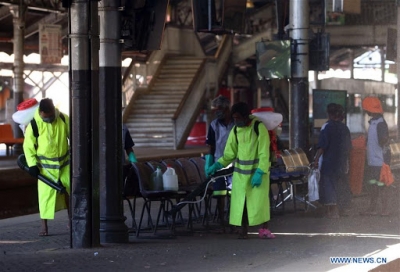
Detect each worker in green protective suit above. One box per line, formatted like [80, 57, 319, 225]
[23, 98, 70, 236]
[207, 102, 275, 239]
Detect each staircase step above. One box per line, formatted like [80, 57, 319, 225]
[158, 74, 197, 79]
[133, 101, 179, 107]
[127, 114, 172, 119]
[165, 57, 203, 64]
[133, 134, 173, 140]
[127, 117, 173, 123]
[134, 99, 181, 105]
[132, 108, 176, 114]
[130, 125, 173, 130]
[133, 142, 175, 148]
[131, 126, 173, 132]
[139, 93, 185, 98]
[158, 69, 199, 75]
[151, 86, 188, 92]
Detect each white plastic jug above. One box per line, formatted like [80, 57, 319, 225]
[163, 165, 179, 191]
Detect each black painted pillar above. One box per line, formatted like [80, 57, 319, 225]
[69, 0, 100, 248]
[289, 0, 309, 150]
[98, 0, 129, 243]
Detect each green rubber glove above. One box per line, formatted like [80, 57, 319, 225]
[251, 168, 264, 188]
[128, 152, 138, 163]
[206, 161, 223, 177]
[204, 154, 215, 175]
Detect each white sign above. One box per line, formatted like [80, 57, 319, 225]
[39, 24, 62, 64]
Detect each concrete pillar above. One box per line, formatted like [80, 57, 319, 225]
[349, 49, 354, 79]
[380, 46, 385, 82]
[289, 0, 309, 150]
[69, 0, 100, 248]
[397, 4, 400, 138]
[10, 5, 26, 153]
[98, 0, 128, 243]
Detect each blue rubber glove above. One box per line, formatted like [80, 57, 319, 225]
[204, 154, 214, 175]
[128, 152, 138, 163]
[251, 168, 264, 188]
[206, 161, 223, 177]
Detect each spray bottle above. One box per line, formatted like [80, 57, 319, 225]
[151, 166, 163, 191]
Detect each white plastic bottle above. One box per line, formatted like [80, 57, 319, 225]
[163, 165, 179, 191]
[151, 166, 164, 191]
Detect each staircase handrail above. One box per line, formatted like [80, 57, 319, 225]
[171, 58, 207, 122]
[172, 34, 233, 149]
[122, 55, 168, 123]
[172, 34, 231, 122]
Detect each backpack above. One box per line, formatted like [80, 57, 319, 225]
[233, 120, 262, 143]
[31, 113, 66, 138]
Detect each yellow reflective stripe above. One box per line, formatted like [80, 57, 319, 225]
[237, 158, 259, 165]
[233, 166, 257, 175]
[213, 190, 227, 196]
[37, 152, 69, 162]
[39, 160, 70, 170]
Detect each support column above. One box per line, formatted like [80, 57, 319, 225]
[98, 0, 128, 243]
[10, 5, 26, 153]
[69, 0, 100, 248]
[289, 0, 309, 150]
[380, 46, 385, 82]
[349, 49, 354, 79]
[397, 3, 400, 138]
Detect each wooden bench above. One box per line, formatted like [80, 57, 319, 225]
[0, 124, 24, 156]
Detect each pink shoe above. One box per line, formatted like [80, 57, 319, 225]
[258, 228, 275, 239]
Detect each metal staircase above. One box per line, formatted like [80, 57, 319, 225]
[122, 25, 233, 149]
[125, 56, 204, 148]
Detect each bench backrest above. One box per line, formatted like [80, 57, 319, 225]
[280, 148, 310, 173]
[0, 124, 15, 138]
[176, 158, 203, 186]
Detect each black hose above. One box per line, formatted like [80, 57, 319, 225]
[167, 167, 234, 218]
[17, 154, 67, 194]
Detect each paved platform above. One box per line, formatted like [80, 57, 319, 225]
[1, 186, 399, 272]
[1, 145, 399, 271]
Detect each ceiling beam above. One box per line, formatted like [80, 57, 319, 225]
[0, 5, 10, 21]
[322, 25, 396, 47]
[0, 1, 64, 13]
[25, 12, 66, 39]
[0, 62, 68, 72]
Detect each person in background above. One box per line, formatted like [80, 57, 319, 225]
[360, 96, 390, 216]
[207, 102, 275, 239]
[123, 124, 137, 165]
[23, 98, 70, 236]
[205, 95, 234, 231]
[313, 103, 352, 218]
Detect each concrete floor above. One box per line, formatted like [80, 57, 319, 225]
[0, 184, 399, 272]
[1, 145, 399, 271]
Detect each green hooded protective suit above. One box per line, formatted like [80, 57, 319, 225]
[218, 116, 271, 226]
[23, 108, 70, 219]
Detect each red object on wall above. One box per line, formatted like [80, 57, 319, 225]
[186, 122, 207, 146]
[218, 87, 231, 100]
